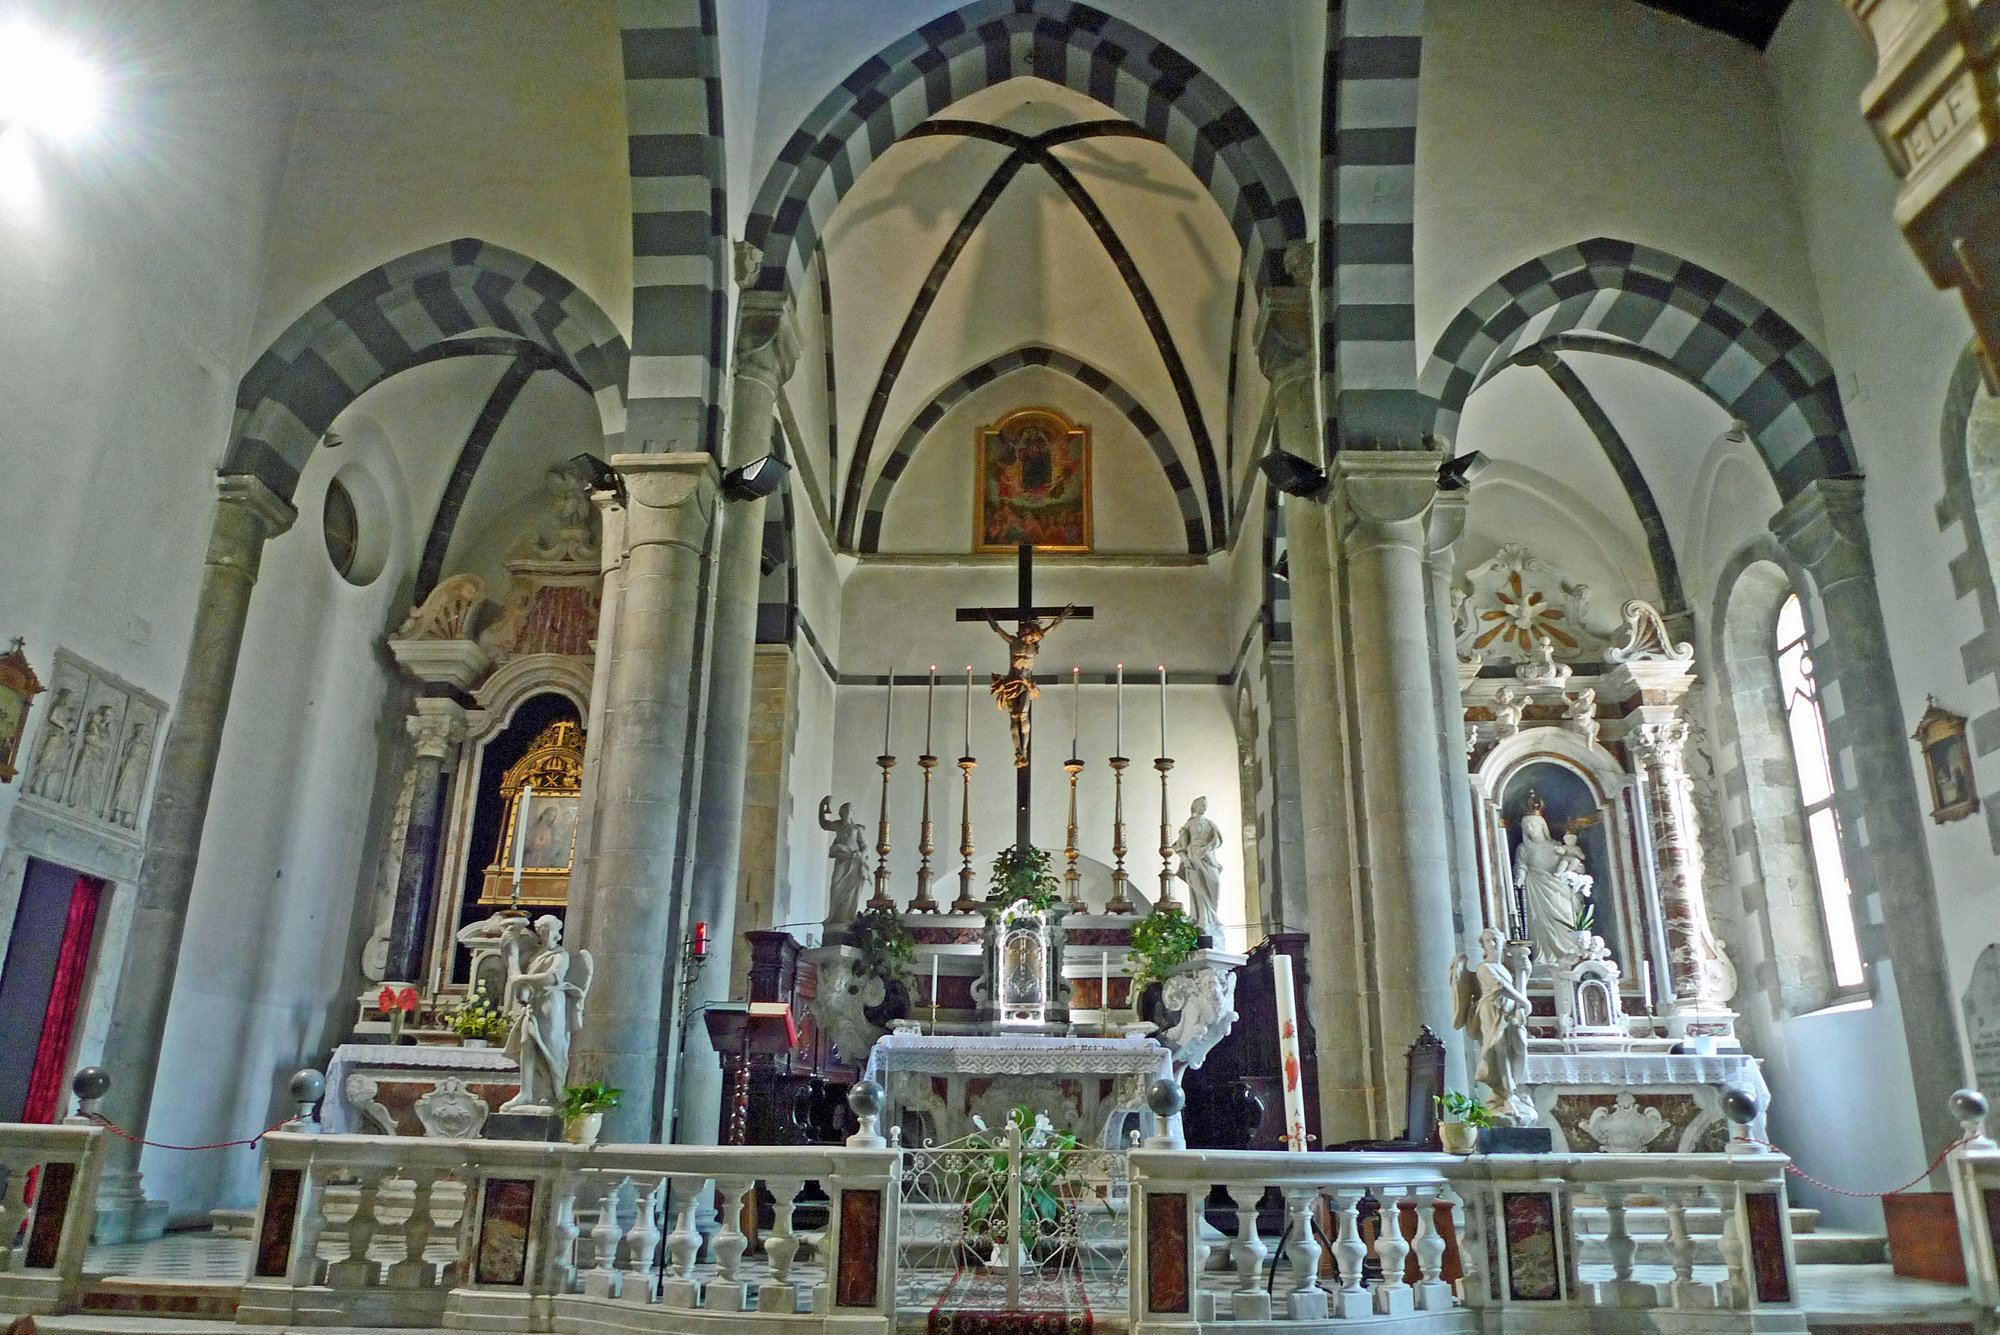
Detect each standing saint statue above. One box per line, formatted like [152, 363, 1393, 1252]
[819, 796, 869, 924]
[983, 606, 1074, 767]
[498, 915, 593, 1114]
[26, 688, 78, 800]
[65, 705, 115, 811]
[1513, 790, 1594, 964]
[1450, 927, 1535, 1125]
[1170, 796, 1224, 937]
[108, 722, 153, 829]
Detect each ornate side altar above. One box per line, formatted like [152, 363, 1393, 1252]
[862, 1033, 1174, 1148]
[324, 1043, 518, 1136]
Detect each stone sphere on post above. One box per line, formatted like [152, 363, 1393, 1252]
[70, 1066, 110, 1121]
[286, 1068, 326, 1133]
[1953, 1088, 1993, 1146]
[1144, 1077, 1186, 1150]
[845, 1079, 887, 1148]
[1720, 1086, 1762, 1154]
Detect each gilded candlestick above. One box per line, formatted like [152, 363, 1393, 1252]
[1155, 755, 1177, 907]
[953, 753, 980, 913]
[869, 752, 897, 911]
[909, 752, 940, 912]
[1105, 755, 1135, 914]
[1063, 757, 1086, 910]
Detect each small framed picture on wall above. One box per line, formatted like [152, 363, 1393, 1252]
[1914, 697, 1980, 824]
[0, 640, 43, 784]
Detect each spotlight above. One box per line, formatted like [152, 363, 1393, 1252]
[1436, 450, 1491, 491]
[568, 453, 621, 496]
[1258, 448, 1327, 498]
[723, 454, 790, 502]
[0, 22, 100, 142]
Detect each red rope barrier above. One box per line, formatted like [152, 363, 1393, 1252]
[1754, 1134, 1968, 1199]
[85, 1113, 292, 1152]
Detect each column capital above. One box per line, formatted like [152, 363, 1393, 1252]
[406, 700, 468, 762]
[1254, 285, 1313, 389]
[732, 292, 801, 394]
[1628, 711, 1690, 768]
[215, 472, 298, 540]
[1332, 452, 1441, 551]
[1770, 476, 1871, 584]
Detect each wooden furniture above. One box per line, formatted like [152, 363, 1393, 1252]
[1181, 933, 1319, 1150]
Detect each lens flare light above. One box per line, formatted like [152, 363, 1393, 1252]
[0, 21, 101, 142]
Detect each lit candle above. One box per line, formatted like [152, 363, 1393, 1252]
[1158, 665, 1168, 758]
[884, 669, 895, 754]
[512, 784, 533, 891]
[1071, 666, 1080, 758]
[1115, 663, 1124, 755]
[1271, 952, 1309, 1151]
[1101, 950, 1110, 1017]
[925, 665, 936, 755]
[931, 953, 940, 1010]
[963, 665, 973, 755]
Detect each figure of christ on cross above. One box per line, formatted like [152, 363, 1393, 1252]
[957, 544, 1093, 847]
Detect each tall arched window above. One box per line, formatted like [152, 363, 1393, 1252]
[1773, 593, 1865, 990]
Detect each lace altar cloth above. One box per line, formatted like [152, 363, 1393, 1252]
[325, 1041, 518, 1134]
[1522, 1050, 1769, 1141]
[866, 1034, 1173, 1148]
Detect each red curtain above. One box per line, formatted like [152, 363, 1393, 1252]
[22, 877, 102, 1124]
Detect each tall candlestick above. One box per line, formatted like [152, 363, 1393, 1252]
[931, 954, 940, 1014]
[1158, 664, 1168, 757]
[511, 784, 533, 901]
[1271, 952, 1310, 1150]
[1115, 663, 1124, 756]
[884, 669, 895, 754]
[911, 664, 941, 913]
[963, 665, 973, 755]
[1071, 666, 1080, 758]
[1100, 950, 1111, 1036]
[925, 666, 936, 754]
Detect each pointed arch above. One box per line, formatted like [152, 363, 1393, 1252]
[742, 0, 1307, 304]
[1419, 238, 1855, 498]
[224, 240, 628, 502]
[858, 345, 1206, 554]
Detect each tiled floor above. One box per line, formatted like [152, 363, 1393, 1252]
[85, 1232, 252, 1283]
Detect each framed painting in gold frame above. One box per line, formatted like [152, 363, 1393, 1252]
[974, 407, 1091, 553]
[1914, 697, 1980, 824]
[0, 640, 43, 784]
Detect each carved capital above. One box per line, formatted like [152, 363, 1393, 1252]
[1254, 286, 1314, 388]
[215, 472, 298, 540]
[1629, 713, 1690, 770]
[406, 702, 468, 762]
[1770, 477, 1872, 586]
[732, 292, 802, 394]
[1332, 452, 1441, 552]
[612, 453, 719, 551]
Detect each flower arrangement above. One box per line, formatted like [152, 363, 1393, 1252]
[963, 1105, 1102, 1254]
[849, 906, 915, 985]
[989, 843, 1061, 914]
[1127, 902, 1201, 987]
[1436, 1090, 1494, 1128]
[445, 984, 509, 1042]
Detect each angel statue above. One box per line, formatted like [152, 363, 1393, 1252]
[1450, 927, 1536, 1126]
[498, 914, 593, 1114]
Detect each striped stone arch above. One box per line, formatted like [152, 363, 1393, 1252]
[1418, 238, 1856, 498]
[224, 239, 628, 501]
[743, 0, 1308, 302]
[856, 345, 1207, 554]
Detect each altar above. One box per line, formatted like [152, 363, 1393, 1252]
[324, 1042, 519, 1136]
[863, 1032, 1175, 1148]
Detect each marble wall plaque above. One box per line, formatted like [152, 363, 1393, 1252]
[1963, 944, 2000, 1100]
[19, 650, 164, 837]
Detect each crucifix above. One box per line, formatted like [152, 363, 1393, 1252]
[956, 544, 1093, 848]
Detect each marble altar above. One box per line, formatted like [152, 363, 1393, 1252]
[1523, 1049, 1768, 1151]
[325, 1042, 518, 1135]
[863, 1032, 1176, 1148]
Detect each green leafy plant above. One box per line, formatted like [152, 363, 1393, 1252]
[445, 984, 509, 1041]
[849, 906, 915, 985]
[989, 844, 1061, 913]
[962, 1105, 1105, 1254]
[1564, 902, 1596, 935]
[1435, 1090, 1495, 1128]
[560, 1081, 621, 1119]
[1127, 902, 1201, 987]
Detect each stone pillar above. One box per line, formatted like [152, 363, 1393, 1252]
[1424, 491, 1484, 944]
[1256, 277, 1383, 1140]
[1771, 478, 1967, 1164]
[677, 292, 799, 1145]
[570, 454, 719, 1144]
[380, 702, 468, 985]
[1627, 711, 1725, 1010]
[1333, 452, 1464, 1109]
[95, 473, 296, 1243]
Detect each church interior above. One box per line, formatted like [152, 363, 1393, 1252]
[5, 0, 2000, 1329]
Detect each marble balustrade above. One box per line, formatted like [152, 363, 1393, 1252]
[0, 1123, 105, 1316]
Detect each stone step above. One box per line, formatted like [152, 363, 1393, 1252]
[76, 1276, 241, 1320]
[206, 1208, 256, 1239]
[1574, 1204, 1821, 1236]
[1578, 1227, 1887, 1268]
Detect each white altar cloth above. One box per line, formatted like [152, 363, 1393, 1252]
[324, 1042, 518, 1134]
[864, 1034, 1174, 1147]
[1523, 1049, 1769, 1146]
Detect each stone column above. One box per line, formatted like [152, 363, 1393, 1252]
[95, 473, 296, 1243]
[1771, 478, 1967, 1164]
[1333, 452, 1464, 1108]
[1627, 710, 1725, 1012]
[677, 292, 799, 1145]
[570, 454, 719, 1144]
[1424, 491, 1484, 943]
[379, 702, 468, 985]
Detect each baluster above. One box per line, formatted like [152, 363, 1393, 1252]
[1373, 1186, 1414, 1315]
[622, 1175, 665, 1304]
[1661, 1185, 1712, 1309]
[290, 1166, 330, 1287]
[547, 1177, 580, 1296]
[443, 1164, 476, 1289]
[1593, 1184, 1653, 1307]
[1284, 1186, 1327, 1319]
[1229, 1183, 1271, 1320]
[1718, 1189, 1749, 1310]
[660, 1176, 701, 1308]
[582, 1176, 626, 1299]
[1329, 1189, 1372, 1319]
[326, 1168, 386, 1287]
[386, 1169, 439, 1289]
[760, 1178, 803, 1313]
[0, 1160, 30, 1269]
[1448, 1185, 1485, 1308]
[707, 1177, 753, 1311]
[1408, 1186, 1453, 1311]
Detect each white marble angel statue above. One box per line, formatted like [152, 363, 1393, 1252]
[1513, 790, 1595, 964]
[1450, 927, 1536, 1125]
[498, 914, 593, 1114]
[1171, 796, 1224, 937]
[819, 796, 869, 924]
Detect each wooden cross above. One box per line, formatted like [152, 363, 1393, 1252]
[955, 544, 1093, 848]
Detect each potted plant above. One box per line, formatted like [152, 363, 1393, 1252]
[445, 984, 509, 1047]
[849, 906, 914, 1026]
[962, 1105, 1103, 1264]
[560, 1082, 620, 1146]
[1435, 1090, 1492, 1154]
[989, 844, 1061, 913]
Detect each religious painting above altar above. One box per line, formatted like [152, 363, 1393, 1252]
[975, 407, 1091, 552]
[478, 717, 584, 906]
